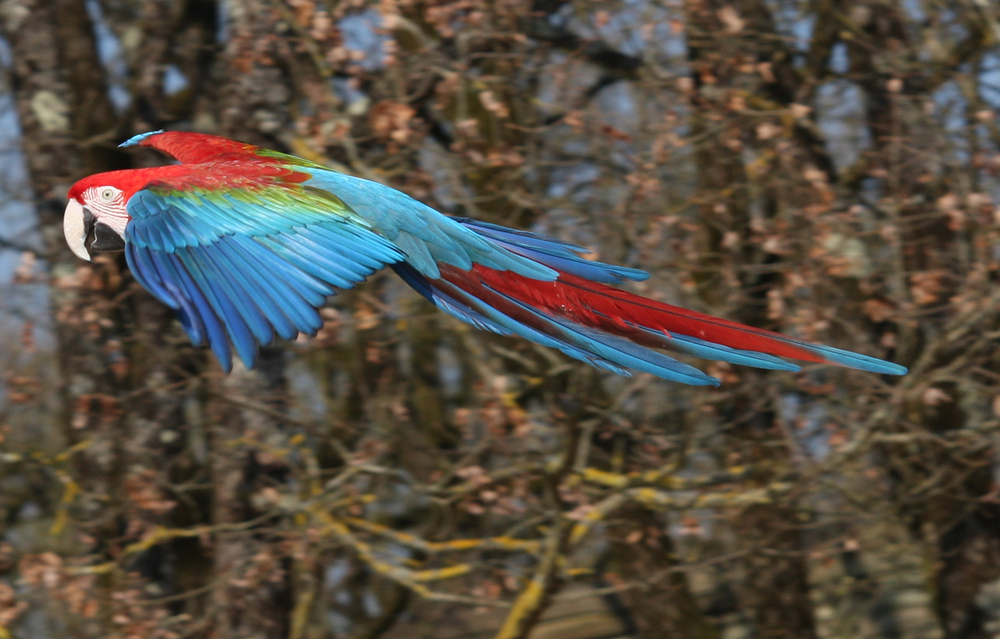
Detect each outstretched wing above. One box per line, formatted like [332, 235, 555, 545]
[123, 180, 405, 370]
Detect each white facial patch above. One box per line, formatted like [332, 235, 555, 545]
[84, 186, 129, 236]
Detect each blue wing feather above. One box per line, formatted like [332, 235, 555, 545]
[176, 247, 258, 368]
[138, 248, 208, 346]
[226, 236, 325, 335]
[195, 247, 274, 346]
[213, 238, 299, 340]
[271, 232, 372, 287]
[125, 187, 405, 370]
[162, 252, 231, 366]
[251, 237, 337, 304]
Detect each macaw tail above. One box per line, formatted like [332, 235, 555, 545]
[394, 220, 907, 386]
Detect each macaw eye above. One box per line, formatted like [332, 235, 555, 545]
[100, 188, 117, 202]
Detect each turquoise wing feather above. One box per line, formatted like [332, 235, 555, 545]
[124, 184, 406, 370]
[301, 169, 585, 281]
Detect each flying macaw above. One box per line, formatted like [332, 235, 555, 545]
[62, 131, 906, 384]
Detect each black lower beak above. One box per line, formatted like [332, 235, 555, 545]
[82, 208, 126, 254]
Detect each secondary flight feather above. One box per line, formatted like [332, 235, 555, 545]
[63, 131, 907, 384]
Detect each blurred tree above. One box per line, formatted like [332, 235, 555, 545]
[1, 0, 999, 638]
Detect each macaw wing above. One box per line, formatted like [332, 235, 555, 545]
[123, 184, 405, 371]
[300, 170, 652, 283]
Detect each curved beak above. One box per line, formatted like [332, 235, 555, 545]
[63, 199, 91, 262]
[63, 200, 127, 262]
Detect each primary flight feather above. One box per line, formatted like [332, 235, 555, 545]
[63, 131, 907, 384]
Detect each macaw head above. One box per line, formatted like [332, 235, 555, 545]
[64, 177, 129, 262]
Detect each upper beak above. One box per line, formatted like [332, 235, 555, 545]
[63, 200, 126, 262]
[63, 199, 91, 262]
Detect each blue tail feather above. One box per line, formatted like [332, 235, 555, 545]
[391, 263, 514, 336]
[628, 325, 802, 372]
[482, 285, 719, 385]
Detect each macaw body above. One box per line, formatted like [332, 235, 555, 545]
[63, 131, 907, 384]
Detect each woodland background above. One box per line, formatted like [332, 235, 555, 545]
[0, 0, 999, 637]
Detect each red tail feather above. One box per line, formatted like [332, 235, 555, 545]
[438, 264, 824, 364]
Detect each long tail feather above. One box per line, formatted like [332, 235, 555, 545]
[409, 260, 906, 382]
[394, 263, 718, 384]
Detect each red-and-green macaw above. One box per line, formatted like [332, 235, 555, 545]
[63, 131, 906, 384]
